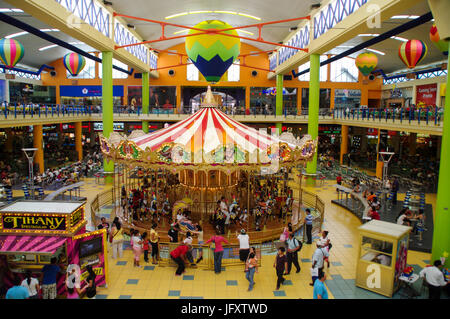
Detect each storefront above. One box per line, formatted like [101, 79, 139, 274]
[0, 200, 108, 298]
[60, 85, 124, 106]
[334, 89, 361, 109]
[250, 87, 298, 115]
[9, 83, 56, 104]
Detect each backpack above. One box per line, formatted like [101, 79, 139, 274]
[295, 237, 303, 251]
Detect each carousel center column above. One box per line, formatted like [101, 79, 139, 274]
[102, 51, 114, 184]
[305, 54, 320, 186]
[142, 71, 149, 133]
[33, 124, 44, 174]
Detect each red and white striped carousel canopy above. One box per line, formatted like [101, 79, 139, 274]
[130, 106, 290, 155]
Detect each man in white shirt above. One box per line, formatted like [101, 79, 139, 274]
[310, 242, 329, 286]
[236, 229, 250, 262]
[419, 260, 447, 299]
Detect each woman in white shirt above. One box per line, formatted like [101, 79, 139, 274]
[21, 270, 40, 299]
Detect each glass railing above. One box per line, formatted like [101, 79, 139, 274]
[0, 104, 443, 127]
[332, 107, 444, 126]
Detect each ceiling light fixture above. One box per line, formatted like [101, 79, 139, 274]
[238, 30, 254, 36]
[38, 44, 58, 51]
[358, 34, 380, 37]
[391, 36, 408, 42]
[237, 13, 261, 20]
[213, 10, 237, 15]
[366, 48, 385, 55]
[173, 29, 189, 35]
[165, 12, 188, 19]
[5, 29, 59, 39]
[189, 11, 213, 14]
[391, 15, 420, 19]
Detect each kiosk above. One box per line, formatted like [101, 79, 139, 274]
[0, 200, 108, 298]
[355, 220, 411, 297]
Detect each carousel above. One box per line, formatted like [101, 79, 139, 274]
[99, 86, 317, 238]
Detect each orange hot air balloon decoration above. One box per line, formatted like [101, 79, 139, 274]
[398, 40, 427, 69]
[355, 52, 378, 76]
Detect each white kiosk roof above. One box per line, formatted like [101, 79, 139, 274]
[0, 201, 84, 214]
[358, 220, 411, 239]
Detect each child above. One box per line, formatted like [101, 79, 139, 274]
[142, 232, 150, 263]
[245, 252, 258, 291]
[273, 246, 288, 290]
[131, 229, 142, 267]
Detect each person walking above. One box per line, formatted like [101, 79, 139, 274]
[419, 260, 447, 299]
[83, 265, 97, 299]
[392, 177, 400, 205]
[6, 276, 29, 299]
[310, 242, 329, 285]
[237, 229, 250, 262]
[150, 223, 160, 265]
[170, 244, 190, 276]
[110, 217, 124, 259]
[304, 209, 313, 244]
[41, 257, 61, 299]
[285, 233, 302, 274]
[205, 231, 230, 274]
[313, 272, 329, 299]
[65, 269, 82, 299]
[21, 270, 40, 299]
[245, 252, 258, 291]
[274, 246, 288, 290]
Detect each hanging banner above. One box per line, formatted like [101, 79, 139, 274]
[416, 83, 437, 106]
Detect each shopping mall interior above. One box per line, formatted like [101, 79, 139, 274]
[0, 0, 448, 301]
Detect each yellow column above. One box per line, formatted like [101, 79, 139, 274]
[376, 129, 383, 179]
[33, 125, 44, 174]
[361, 87, 369, 107]
[330, 88, 335, 109]
[245, 86, 250, 112]
[75, 121, 82, 161]
[340, 125, 348, 164]
[176, 86, 181, 114]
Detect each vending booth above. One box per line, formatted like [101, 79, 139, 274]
[355, 220, 411, 297]
[0, 200, 108, 298]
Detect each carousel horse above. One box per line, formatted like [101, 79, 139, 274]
[149, 194, 158, 221]
[229, 197, 240, 226]
[239, 208, 248, 226]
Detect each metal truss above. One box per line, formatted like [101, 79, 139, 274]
[313, 0, 370, 39]
[55, 0, 110, 37]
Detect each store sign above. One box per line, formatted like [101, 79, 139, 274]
[60, 85, 124, 97]
[71, 208, 84, 228]
[2, 215, 66, 231]
[93, 122, 124, 131]
[335, 89, 361, 98]
[416, 84, 437, 106]
[80, 267, 103, 281]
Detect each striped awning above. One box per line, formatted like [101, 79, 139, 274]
[131, 107, 288, 154]
[0, 235, 68, 254]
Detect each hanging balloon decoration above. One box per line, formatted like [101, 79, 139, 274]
[398, 39, 427, 69]
[63, 52, 86, 76]
[185, 20, 240, 83]
[0, 38, 25, 68]
[429, 24, 449, 56]
[355, 52, 378, 76]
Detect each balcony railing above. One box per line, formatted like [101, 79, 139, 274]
[0, 104, 444, 128]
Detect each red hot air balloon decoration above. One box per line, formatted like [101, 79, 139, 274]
[398, 40, 427, 69]
[429, 24, 449, 56]
[0, 38, 25, 68]
[63, 53, 86, 76]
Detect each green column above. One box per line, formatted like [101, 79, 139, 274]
[275, 74, 283, 134]
[306, 54, 320, 178]
[102, 51, 114, 183]
[431, 42, 450, 267]
[142, 71, 149, 133]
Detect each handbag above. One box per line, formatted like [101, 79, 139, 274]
[210, 236, 216, 250]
